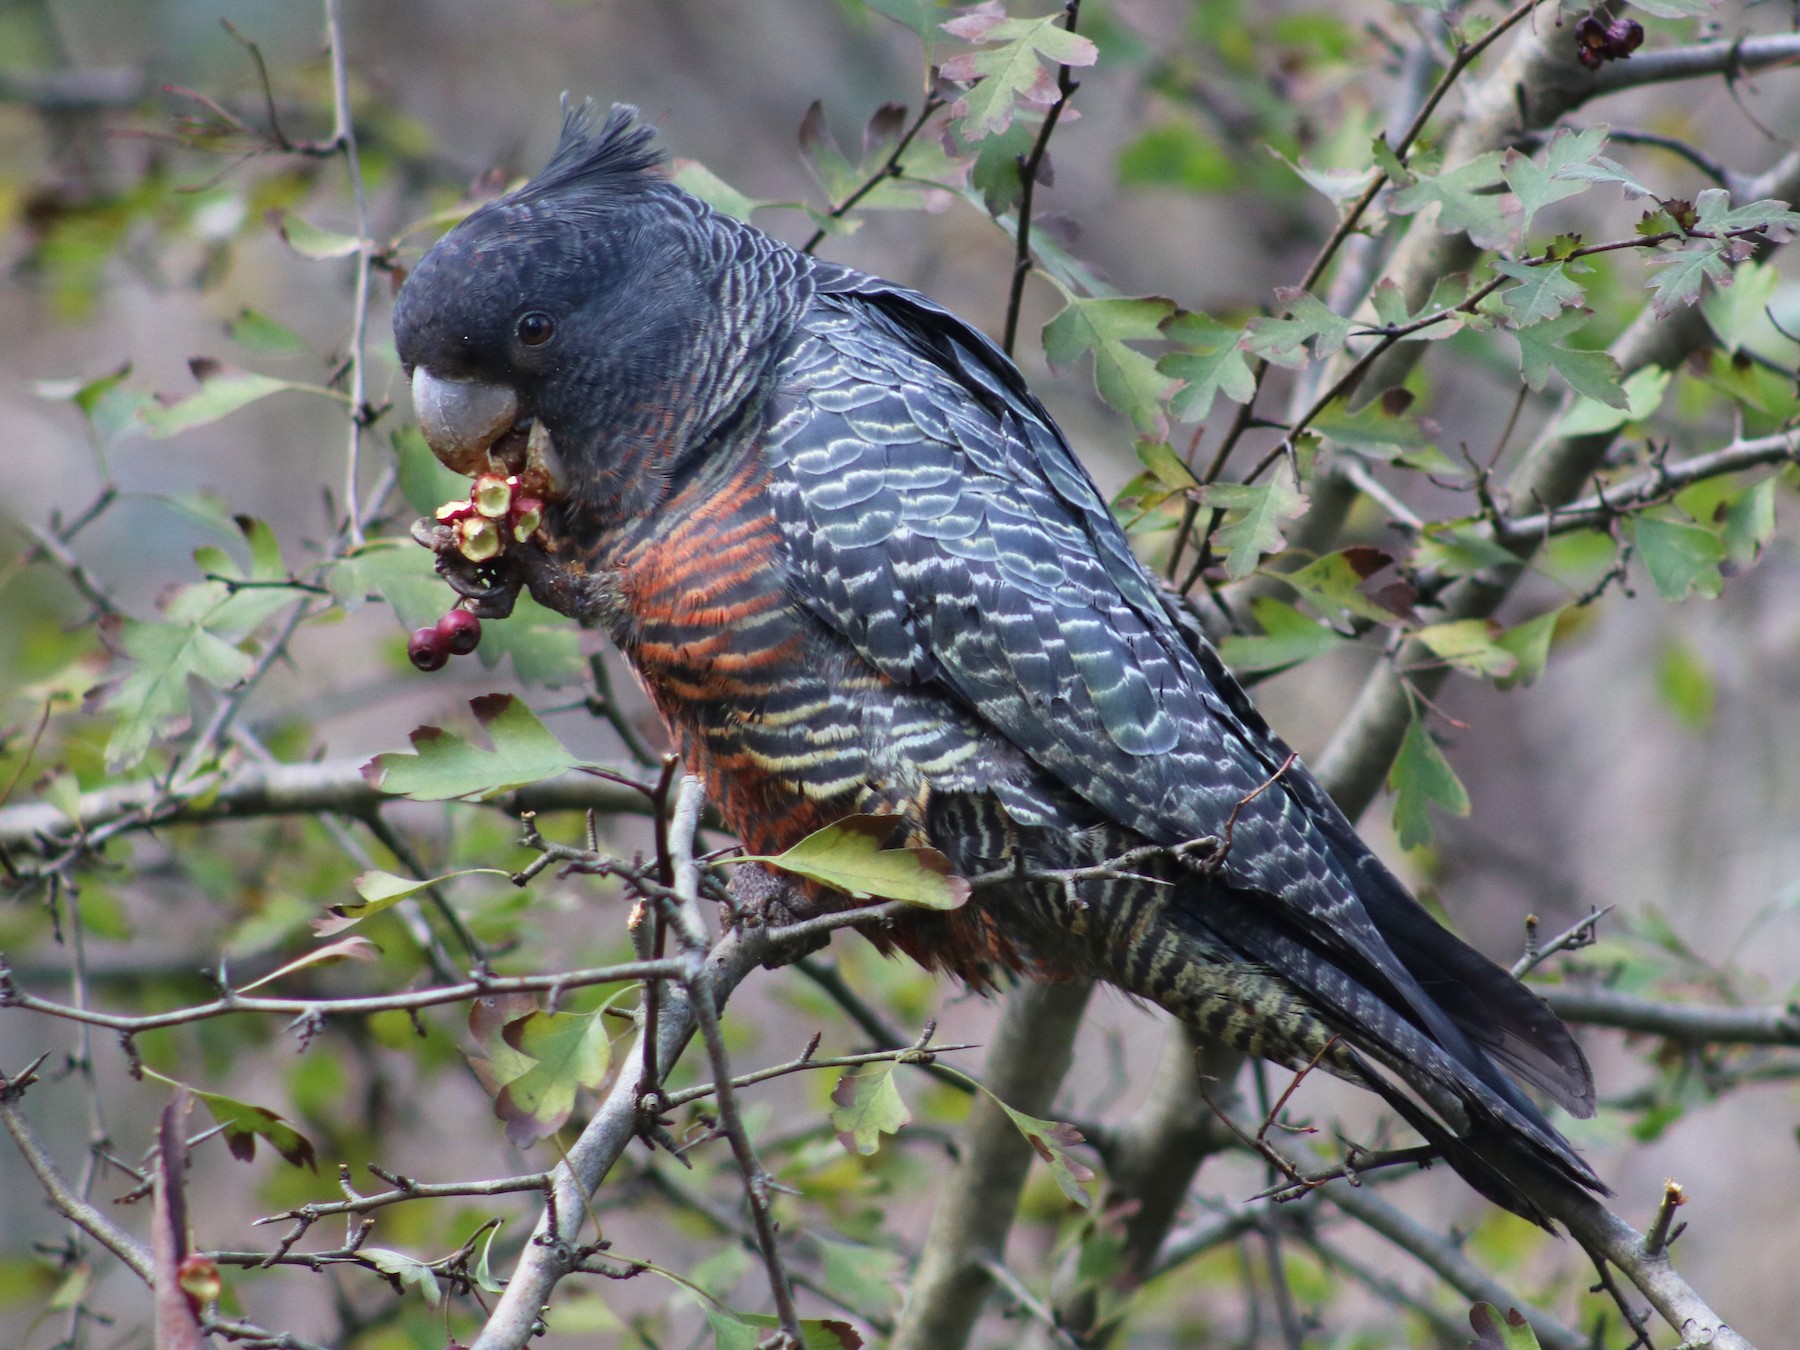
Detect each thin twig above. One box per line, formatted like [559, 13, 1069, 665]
[1002, 0, 1082, 358]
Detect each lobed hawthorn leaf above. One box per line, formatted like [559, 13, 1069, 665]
[939, 3, 1098, 141]
[1492, 258, 1586, 326]
[1503, 126, 1606, 237]
[1513, 309, 1628, 407]
[1241, 288, 1352, 369]
[798, 101, 954, 218]
[1553, 155, 1654, 202]
[105, 616, 254, 771]
[1388, 713, 1470, 852]
[830, 1060, 912, 1155]
[966, 117, 1041, 215]
[468, 992, 540, 1102]
[1389, 149, 1509, 246]
[1160, 310, 1256, 421]
[1135, 439, 1197, 490]
[1693, 187, 1800, 238]
[1646, 243, 1732, 318]
[364, 694, 584, 801]
[1631, 515, 1725, 601]
[1271, 547, 1407, 626]
[497, 1009, 614, 1147]
[1218, 596, 1349, 676]
[1308, 394, 1431, 454]
[1200, 465, 1306, 580]
[736, 814, 971, 909]
[1367, 273, 1474, 341]
[1043, 294, 1178, 434]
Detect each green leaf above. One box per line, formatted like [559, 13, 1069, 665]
[1550, 365, 1668, 438]
[497, 1009, 614, 1145]
[830, 1061, 912, 1154]
[737, 815, 971, 909]
[798, 102, 954, 218]
[185, 1083, 318, 1170]
[1703, 258, 1785, 355]
[1135, 439, 1197, 490]
[1414, 618, 1517, 678]
[1388, 714, 1470, 851]
[1468, 1302, 1543, 1350]
[1043, 294, 1178, 433]
[1494, 609, 1562, 690]
[1655, 638, 1715, 730]
[1271, 547, 1406, 625]
[1513, 310, 1628, 407]
[472, 590, 587, 687]
[1631, 516, 1725, 601]
[1160, 310, 1256, 421]
[226, 308, 311, 356]
[361, 1248, 441, 1306]
[1217, 597, 1349, 675]
[867, 0, 940, 54]
[1720, 475, 1777, 565]
[1308, 394, 1430, 454]
[1269, 147, 1379, 216]
[1646, 243, 1732, 318]
[1412, 525, 1518, 578]
[989, 1098, 1094, 1207]
[365, 694, 583, 800]
[708, 1310, 863, 1350]
[104, 617, 256, 770]
[139, 363, 332, 438]
[1551, 154, 1653, 201]
[1504, 126, 1607, 236]
[267, 208, 363, 259]
[939, 6, 1098, 140]
[1492, 259, 1585, 326]
[314, 866, 514, 936]
[965, 117, 1040, 216]
[1241, 288, 1352, 369]
[670, 160, 769, 222]
[1389, 150, 1509, 246]
[1199, 466, 1306, 579]
[814, 1236, 906, 1317]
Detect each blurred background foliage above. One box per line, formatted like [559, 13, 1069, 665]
[1, 0, 1799, 1346]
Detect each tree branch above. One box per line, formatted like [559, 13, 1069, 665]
[1540, 987, 1800, 1046]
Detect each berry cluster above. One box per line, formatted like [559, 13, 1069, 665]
[408, 607, 482, 671]
[1575, 14, 1644, 69]
[407, 473, 548, 672]
[433, 472, 545, 564]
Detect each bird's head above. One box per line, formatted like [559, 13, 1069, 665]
[394, 101, 782, 525]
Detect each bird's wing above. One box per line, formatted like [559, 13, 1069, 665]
[765, 267, 1597, 1130]
[766, 270, 1436, 1001]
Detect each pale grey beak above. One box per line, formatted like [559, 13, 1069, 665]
[411, 366, 519, 475]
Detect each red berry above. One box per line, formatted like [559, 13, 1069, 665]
[436, 608, 483, 656]
[408, 627, 449, 671]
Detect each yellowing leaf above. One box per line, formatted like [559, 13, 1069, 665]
[830, 1061, 912, 1154]
[738, 815, 970, 909]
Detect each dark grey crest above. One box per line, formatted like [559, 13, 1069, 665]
[524, 99, 666, 202]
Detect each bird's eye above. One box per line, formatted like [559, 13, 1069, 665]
[516, 311, 555, 347]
